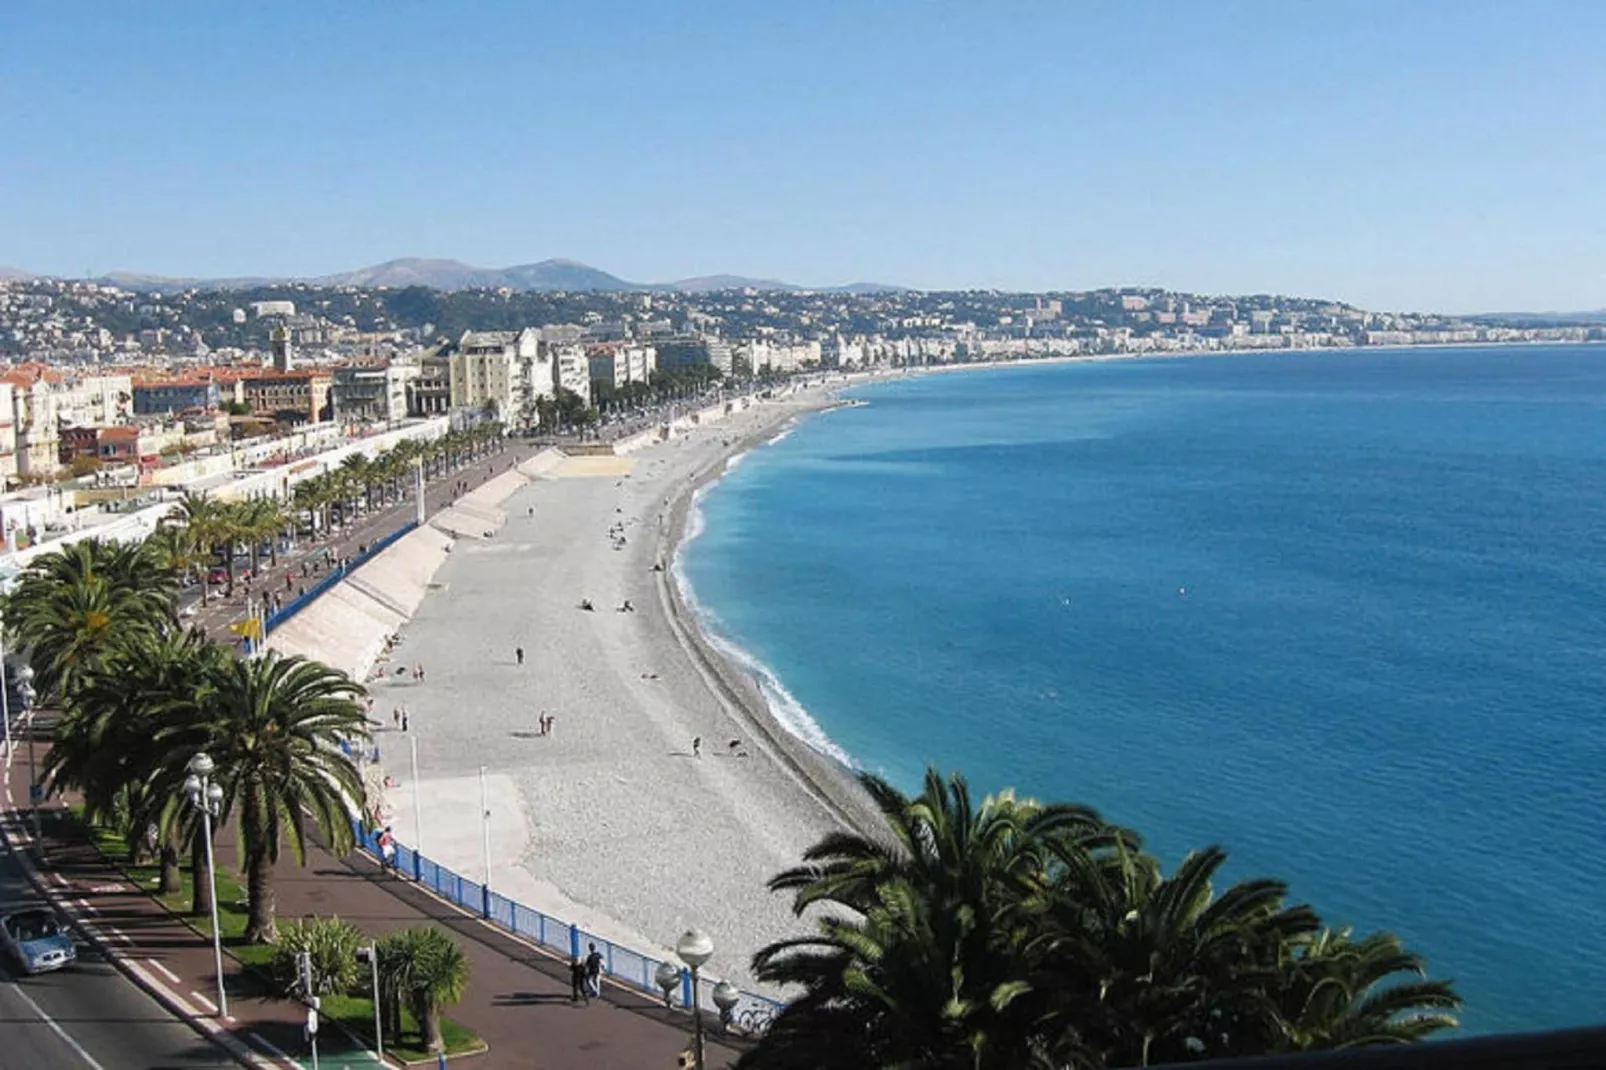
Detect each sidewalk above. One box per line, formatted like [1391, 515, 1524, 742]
[13, 737, 743, 1069]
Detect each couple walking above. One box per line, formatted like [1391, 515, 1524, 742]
[570, 942, 606, 1004]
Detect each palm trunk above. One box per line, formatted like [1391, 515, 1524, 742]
[418, 994, 444, 1053]
[190, 833, 214, 917]
[158, 838, 182, 896]
[244, 846, 277, 944]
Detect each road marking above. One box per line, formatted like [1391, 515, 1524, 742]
[51, 872, 69, 887]
[75, 898, 97, 914]
[148, 959, 181, 985]
[190, 989, 218, 1015]
[4, 974, 109, 1069]
[102, 927, 131, 945]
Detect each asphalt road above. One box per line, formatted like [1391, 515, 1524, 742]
[0, 845, 236, 1070]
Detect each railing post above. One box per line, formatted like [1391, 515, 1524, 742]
[482, 886, 491, 920]
[681, 966, 693, 1010]
[412, 850, 421, 881]
[569, 923, 580, 960]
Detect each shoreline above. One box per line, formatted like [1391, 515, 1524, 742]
[374, 385, 879, 992]
[654, 395, 889, 840]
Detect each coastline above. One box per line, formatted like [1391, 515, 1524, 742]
[373, 385, 881, 993]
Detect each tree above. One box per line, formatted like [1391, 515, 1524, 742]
[48, 626, 227, 902]
[167, 492, 225, 606]
[741, 769, 1460, 1070]
[173, 651, 369, 943]
[746, 770, 1124, 1070]
[2, 538, 177, 702]
[378, 927, 470, 1053]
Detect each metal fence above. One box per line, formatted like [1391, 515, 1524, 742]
[352, 821, 782, 1035]
[257, 520, 420, 640]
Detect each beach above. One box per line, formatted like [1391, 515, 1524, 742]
[370, 386, 873, 991]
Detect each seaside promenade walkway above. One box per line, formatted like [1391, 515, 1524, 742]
[9, 742, 744, 1070]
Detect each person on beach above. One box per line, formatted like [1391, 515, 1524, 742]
[570, 957, 589, 1004]
[392, 707, 400, 729]
[401, 709, 409, 732]
[584, 943, 605, 998]
[516, 646, 524, 666]
[692, 737, 702, 759]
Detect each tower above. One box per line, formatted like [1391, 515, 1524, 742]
[270, 324, 294, 372]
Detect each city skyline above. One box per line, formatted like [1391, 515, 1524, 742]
[3, 1, 1604, 313]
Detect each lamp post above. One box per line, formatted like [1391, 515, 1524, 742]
[0, 633, 12, 761]
[408, 733, 424, 865]
[711, 981, 740, 1034]
[183, 752, 228, 1018]
[654, 960, 680, 1009]
[675, 929, 714, 1070]
[356, 944, 382, 1058]
[17, 665, 39, 844]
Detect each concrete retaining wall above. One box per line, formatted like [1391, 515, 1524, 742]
[267, 525, 454, 681]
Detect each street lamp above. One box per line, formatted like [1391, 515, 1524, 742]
[654, 960, 680, 1009]
[17, 664, 39, 844]
[675, 929, 713, 1070]
[711, 980, 740, 1034]
[182, 751, 228, 1018]
[356, 944, 382, 1058]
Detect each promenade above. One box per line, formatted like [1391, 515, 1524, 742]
[9, 741, 743, 1069]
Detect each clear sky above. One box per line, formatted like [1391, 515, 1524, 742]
[2, 1, 1602, 312]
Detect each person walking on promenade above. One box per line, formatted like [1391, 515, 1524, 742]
[378, 826, 397, 871]
[584, 943, 605, 998]
[515, 646, 524, 666]
[570, 957, 589, 1004]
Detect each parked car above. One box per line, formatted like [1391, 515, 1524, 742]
[0, 908, 76, 974]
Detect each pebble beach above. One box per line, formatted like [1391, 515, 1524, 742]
[370, 387, 876, 990]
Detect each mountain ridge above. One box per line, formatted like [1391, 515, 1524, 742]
[55, 257, 903, 295]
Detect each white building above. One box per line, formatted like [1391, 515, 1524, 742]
[451, 328, 541, 419]
[548, 343, 592, 405]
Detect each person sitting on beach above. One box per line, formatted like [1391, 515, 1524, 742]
[580, 598, 594, 612]
[618, 600, 635, 613]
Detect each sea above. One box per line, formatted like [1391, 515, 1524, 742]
[678, 344, 1606, 1036]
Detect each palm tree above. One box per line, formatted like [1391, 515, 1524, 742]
[53, 627, 228, 904]
[744, 770, 1123, 1070]
[170, 651, 369, 943]
[378, 926, 470, 1053]
[166, 492, 224, 606]
[744, 769, 1460, 1070]
[1270, 929, 1460, 1051]
[2, 538, 177, 701]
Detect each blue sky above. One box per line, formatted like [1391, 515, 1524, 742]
[2, 1, 1602, 312]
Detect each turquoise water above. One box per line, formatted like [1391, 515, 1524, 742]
[680, 345, 1606, 1035]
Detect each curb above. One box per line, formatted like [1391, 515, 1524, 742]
[0, 807, 287, 1069]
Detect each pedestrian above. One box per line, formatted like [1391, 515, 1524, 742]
[584, 942, 605, 998]
[378, 826, 397, 871]
[515, 646, 524, 666]
[401, 709, 409, 732]
[417, 663, 426, 682]
[570, 957, 588, 1004]
[284, 572, 293, 591]
[546, 714, 555, 737]
[692, 736, 702, 759]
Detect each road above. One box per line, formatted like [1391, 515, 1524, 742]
[0, 842, 236, 1069]
[177, 441, 536, 646]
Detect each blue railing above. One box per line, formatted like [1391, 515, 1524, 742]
[351, 820, 782, 1034]
[244, 520, 420, 652]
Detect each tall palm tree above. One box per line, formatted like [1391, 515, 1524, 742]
[166, 492, 224, 606]
[53, 627, 228, 904]
[1270, 929, 1460, 1051]
[744, 771, 1123, 1070]
[743, 769, 1460, 1070]
[169, 651, 368, 943]
[3, 538, 177, 701]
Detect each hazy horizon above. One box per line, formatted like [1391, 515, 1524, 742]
[3, 1, 1603, 314]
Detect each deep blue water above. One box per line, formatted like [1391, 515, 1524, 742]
[679, 345, 1606, 1036]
